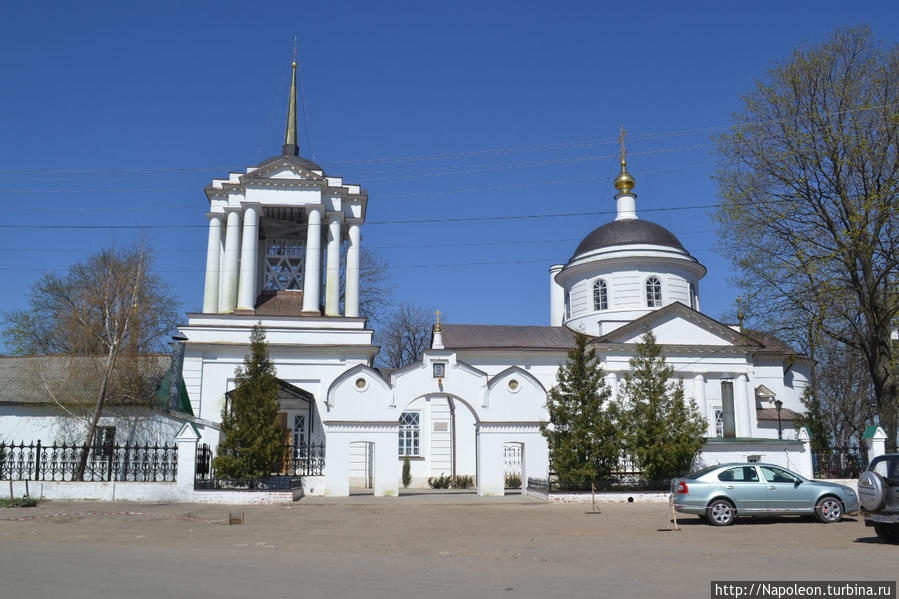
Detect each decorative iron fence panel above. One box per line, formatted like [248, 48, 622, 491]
[0, 441, 177, 482]
[813, 446, 869, 479]
[194, 443, 324, 489]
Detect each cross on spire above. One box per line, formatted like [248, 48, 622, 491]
[434, 309, 441, 332]
[282, 45, 299, 156]
[618, 124, 627, 164]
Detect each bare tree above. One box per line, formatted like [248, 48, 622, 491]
[338, 247, 393, 326]
[3, 244, 179, 478]
[715, 26, 899, 450]
[375, 303, 434, 368]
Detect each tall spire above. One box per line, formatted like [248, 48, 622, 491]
[282, 58, 299, 156]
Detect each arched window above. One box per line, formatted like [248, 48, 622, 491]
[645, 276, 662, 308]
[689, 284, 697, 310]
[593, 279, 608, 311]
[564, 289, 570, 320]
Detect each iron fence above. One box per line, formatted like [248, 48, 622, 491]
[194, 442, 324, 490]
[0, 440, 177, 482]
[528, 477, 672, 494]
[813, 446, 869, 479]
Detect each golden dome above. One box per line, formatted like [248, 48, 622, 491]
[613, 159, 636, 193]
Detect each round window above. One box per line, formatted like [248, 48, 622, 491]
[355, 377, 367, 389]
[508, 379, 519, 391]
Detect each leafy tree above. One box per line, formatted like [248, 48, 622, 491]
[714, 26, 899, 451]
[619, 332, 706, 481]
[2, 243, 178, 479]
[213, 324, 283, 480]
[541, 332, 622, 482]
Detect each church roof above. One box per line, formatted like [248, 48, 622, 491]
[439, 324, 575, 350]
[572, 218, 685, 258]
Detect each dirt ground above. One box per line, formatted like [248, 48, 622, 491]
[0, 496, 896, 598]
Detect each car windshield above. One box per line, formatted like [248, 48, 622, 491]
[869, 456, 899, 482]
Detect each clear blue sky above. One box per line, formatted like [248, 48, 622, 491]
[2, 1, 898, 349]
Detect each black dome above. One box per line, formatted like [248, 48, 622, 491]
[572, 219, 684, 257]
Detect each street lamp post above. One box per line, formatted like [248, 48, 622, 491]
[774, 399, 783, 440]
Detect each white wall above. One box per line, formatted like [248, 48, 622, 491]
[0, 405, 183, 446]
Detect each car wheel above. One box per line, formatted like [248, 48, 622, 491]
[873, 523, 899, 543]
[814, 496, 843, 523]
[707, 499, 737, 526]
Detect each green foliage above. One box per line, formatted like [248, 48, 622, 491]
[504, 474, 522, 489]
[213, 324, 283, 480]
[401, 455, 412, 488]
[619, 332, 707, 481]
[794, 386, 830, 451]
[428, 473, 452, 489]
[453, 474, 474, 489]
[426, 473, 474, 489]
[540, 332, 623, 482]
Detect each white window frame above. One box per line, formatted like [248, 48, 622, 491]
[645, 276, 663, 308]
[398, 411, 421, 457]
[713, 407, 724, 438]
[593, 279, 608, 311]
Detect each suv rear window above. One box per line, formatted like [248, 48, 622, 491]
[869, 455, 899, 482]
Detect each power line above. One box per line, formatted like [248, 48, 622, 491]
[0, 202, 731, 230]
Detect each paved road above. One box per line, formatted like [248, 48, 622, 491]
[0, 500, 895, 598]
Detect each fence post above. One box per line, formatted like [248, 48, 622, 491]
[34, 440, 41, 482]
[175, 423, 201, 499]
[863, 426, 887, 462]
[796, 427, 814, 479]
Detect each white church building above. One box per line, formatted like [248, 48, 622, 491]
[172, 61, 814, 497]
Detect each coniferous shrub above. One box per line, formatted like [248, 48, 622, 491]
[213, 324, 283, 481]
[402, 455, 412, 488]
[618, 331, 707, 481]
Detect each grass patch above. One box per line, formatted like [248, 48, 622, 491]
[0, 497, 39, 508]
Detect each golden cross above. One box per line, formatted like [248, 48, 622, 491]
[435, 309, 441, 325]
[618, 125, 627, 163]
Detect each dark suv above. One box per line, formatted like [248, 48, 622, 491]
[858, 454, 899, 542]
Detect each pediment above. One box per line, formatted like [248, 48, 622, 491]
[241, 155, 325, 183]
[594, 302, 762, 349]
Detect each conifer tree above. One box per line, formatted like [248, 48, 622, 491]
[619, 331, 706, 481]
[541, 332, 622, 482]
[213, 324, 283, 480]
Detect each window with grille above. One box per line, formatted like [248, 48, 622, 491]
[714, 408, 724, 438]
[593, 279, 608, 311]
[264, 239, 305, 290]
[398, 412, 421, 457]
[646, 276, 662, 307]
[564, 289, 571, 320]
[293, 414, 306, 448]
[92, 427, 116, 459]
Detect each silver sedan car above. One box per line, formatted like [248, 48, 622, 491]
[672, 463, 859, 526]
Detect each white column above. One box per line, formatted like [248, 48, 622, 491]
[549, 264, 564, 326]
[607, 372, 618, 402]
[324, 213, 341, 316]
[237, 204, 260, 311]
[345, 222, 361, 317]
[693, 373, 707, 432]
[219, 208, 242, 313]
[302, 206, 323, 314]
[202, 213, 224, 313]
[734, 373, 750, 438]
